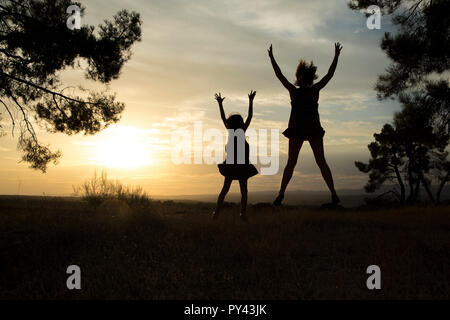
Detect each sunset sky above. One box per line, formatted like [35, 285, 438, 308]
[0, 0, 401, 197]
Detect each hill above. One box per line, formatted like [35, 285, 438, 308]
[1, 196, 450, 299]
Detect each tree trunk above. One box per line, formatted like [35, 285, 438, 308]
[406, 158, 415, 204]
[413, 179, 420, 203]
[419, 172, 435, 203]
[436, 171, 450, 203]
[393, 164, 406, 204]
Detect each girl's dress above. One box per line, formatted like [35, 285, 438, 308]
[218, 131, 258, 180]
[282, 86, 325, 140]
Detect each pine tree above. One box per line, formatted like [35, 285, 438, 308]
[0, 0, 142, 172]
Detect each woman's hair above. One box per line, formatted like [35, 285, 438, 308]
[226, 114, 245, 130]
[295, 59, 318, 87]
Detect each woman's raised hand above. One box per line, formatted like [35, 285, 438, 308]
[248, 90, 257, 101]
[334, 42, 343, 56]
[215, 93, 225, 104]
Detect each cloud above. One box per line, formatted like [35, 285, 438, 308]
[215, 0, 343, 36]
[343, 105, 368, 111]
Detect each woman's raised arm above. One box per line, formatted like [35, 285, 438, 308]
[314, 42, 342, 90]
[268, 45, 296, 93]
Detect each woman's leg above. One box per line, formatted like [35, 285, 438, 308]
[309, 135, 340, 203]
[274, 138, 303, 205]
[214, 177, 233, 219]
[238, 179, 248, 219]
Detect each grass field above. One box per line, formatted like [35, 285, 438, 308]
[1, 196, 449, 299]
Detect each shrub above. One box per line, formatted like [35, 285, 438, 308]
[73, 170, 152, 208]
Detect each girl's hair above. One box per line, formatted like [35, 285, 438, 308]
[226, 114, 245, 130]
[295, 59, 318, 87]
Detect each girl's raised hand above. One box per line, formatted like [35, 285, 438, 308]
[248, 90, 257, 101]
[215, 93, 225, 104]
[268, 44, 273, 57]
[334, 42, 343, 56]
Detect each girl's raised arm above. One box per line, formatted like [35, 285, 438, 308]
[268, 45, 296, 93]
[244, 90, 256, 130]
[215, 93, 228, 128]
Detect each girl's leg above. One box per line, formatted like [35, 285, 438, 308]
[213, 177, 233, 219]
[238, 179, 248, 220]
[309, 135, 340, 204]
[274, 138, 303, 205]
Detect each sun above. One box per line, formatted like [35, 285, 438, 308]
[93, 125, 153, 169]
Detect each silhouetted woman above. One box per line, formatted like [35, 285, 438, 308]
[268, 43, 343, 206]
[213, 91, 258, 221]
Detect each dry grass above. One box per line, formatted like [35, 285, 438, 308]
[0, 196, 449, 299]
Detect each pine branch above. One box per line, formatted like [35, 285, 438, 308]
[0, 71, 98, 105]
[0, 98, 15, 137]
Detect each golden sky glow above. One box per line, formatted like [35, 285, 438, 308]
[0, 0, 402, 197]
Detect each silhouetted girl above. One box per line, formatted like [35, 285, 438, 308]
[268, 43, 343, 206]
[213, 91, 258, 221]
